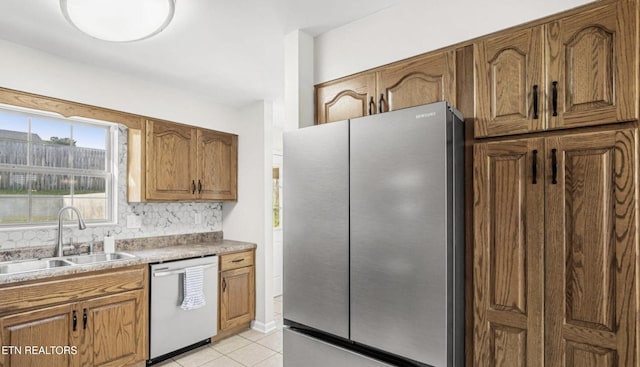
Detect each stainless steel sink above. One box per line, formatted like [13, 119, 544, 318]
[65, 252, 136, 264]
[0, 258, 74, 274]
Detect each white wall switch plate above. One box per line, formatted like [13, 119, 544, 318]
[127, 215, 142, 229]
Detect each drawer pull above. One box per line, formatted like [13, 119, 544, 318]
[532, 85, 539, 119]
[552, 81, 558, 116]
[551, 148, 558, 184]
[532, 150, 538, 184]
[232, 259, 245, 263]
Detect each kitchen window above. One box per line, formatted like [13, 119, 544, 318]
[0, 105, 117, 227]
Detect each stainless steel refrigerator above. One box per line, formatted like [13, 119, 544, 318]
[283, 102, 464, 367]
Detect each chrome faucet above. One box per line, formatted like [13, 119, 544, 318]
[56, 206, 87, 257]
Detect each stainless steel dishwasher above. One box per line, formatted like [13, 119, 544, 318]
[149, 255, 218, 364]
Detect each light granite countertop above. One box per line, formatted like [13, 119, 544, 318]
[0, 236, 256, 286]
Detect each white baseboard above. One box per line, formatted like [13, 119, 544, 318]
[251, 320, 277, 334]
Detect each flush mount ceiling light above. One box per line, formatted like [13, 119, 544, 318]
[60, 0, 175, 42]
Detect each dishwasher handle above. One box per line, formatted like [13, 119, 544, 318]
[153, 263, 217, 277]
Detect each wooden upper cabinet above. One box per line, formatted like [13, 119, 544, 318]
[377, 51, 455, 113]
[316, 73, 376, 124]
[473, 138, 544, 367]
[547, 0, 637, 130]
[145, 119, 197, 201]
[545, 129, 637, 366]
[141, 119, 238, 202]
[197, 129, 238, 201]
[475, 27, 545, 137]
[476, 0, 637, 138]
[316, 50, 457, 124]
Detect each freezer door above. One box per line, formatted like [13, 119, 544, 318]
[283, 121, 350, 339]
[350, 102, 456, 366]
[284, 328, 393, 367]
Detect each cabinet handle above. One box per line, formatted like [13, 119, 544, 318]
[73, 310, 77, 331]
[83, 308, 87, 330]
[552, 81, 558, 116]
[192, 180, 196, 195]
[532, 150, 538, 184]
[378, 94, 385, 113]
[368, 97, 375, 115]
[532, 85, 539, 119]
[198, 179, 202, 194]
[232, 258, 245, 263]
[222, 278, 227, 292]
[551, 148, 558, 184]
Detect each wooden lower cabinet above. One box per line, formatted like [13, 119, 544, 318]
[0, 266, 148, 367]
[0, 304, 77, 367]
[473, 138, 545, 366]
[218, 250, 255, 337]
[474, 128, 638, 366]
[80, 290, 146, 367]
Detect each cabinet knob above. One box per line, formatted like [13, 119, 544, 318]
[368, 97, 375, 115]
[192, 180, 196, 195]
[222, 278, 227, 292]
[83, 308, 88, 330]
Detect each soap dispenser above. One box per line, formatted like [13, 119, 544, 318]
[104, 232, 115, 253]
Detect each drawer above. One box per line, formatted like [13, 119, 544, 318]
[0, 265, 147, 316]
[220, 250, 254, 271]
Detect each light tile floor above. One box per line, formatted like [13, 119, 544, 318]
[157, 296, 283, 367]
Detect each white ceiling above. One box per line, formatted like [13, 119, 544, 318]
[0, 0, 399, 107]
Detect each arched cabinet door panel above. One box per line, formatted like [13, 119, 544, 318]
[316, 73, 376, 124]
[377, 51, 455, 113]
[547, 0, 637, 130]
[475, 27, 545, 138]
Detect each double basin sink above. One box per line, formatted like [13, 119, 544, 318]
[0, 252, 136, 275]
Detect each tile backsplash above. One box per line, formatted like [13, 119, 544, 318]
[0, 125, 223, 250]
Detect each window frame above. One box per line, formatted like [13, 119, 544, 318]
[0, 103, 118, 228]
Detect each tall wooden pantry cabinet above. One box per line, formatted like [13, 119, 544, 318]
[473, 129, 638, 366]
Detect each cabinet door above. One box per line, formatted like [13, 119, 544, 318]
[475, 27, 545, 137]
[546, 0, 637, 130]
[0, 304, 78, 367]
[220, 266, 255, 331]
[473, 138, 544, 367]
[80, 290, 146, 367]
[145, 119, 197, 200]
[545, 129, 637, 366]
[377, 51, 455, 113]
[197, 129, 238, 201]
[316, 73, 376, 124]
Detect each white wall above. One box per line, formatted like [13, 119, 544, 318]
[314, 0, 596, 83]
[284, 30, 315, 129]
[222, 101, 275, 332]
[0, 39, 240, 134]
